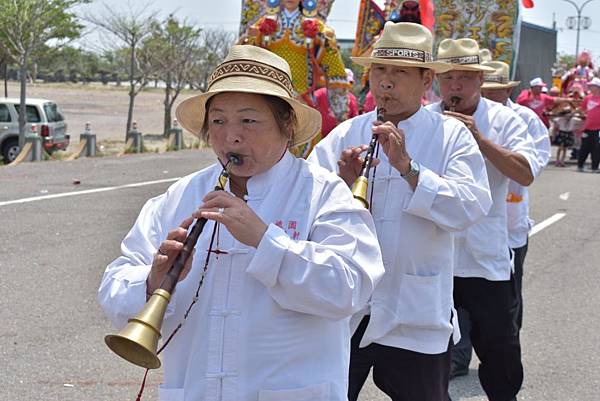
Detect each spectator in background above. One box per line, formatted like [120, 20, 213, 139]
[315, 68, 359, 137]
[517, 78, 577, 129]
[516, 78, 556, 128]
[577, 77, 600, 172]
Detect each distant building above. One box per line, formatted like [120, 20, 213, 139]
[513, 21, 558, 96]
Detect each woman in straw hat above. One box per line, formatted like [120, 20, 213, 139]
[98, 45, 384, 401]
[310, 22, 491, 401]
[427, 38, 539, 401]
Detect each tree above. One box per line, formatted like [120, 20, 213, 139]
[192, 28, 236, 92]
[86, 2, 158, 138]
[0, 0, 87, 148]
[143, 15, 202, 136]
[0, 46, 10, 98]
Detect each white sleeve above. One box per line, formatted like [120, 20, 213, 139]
[501, 112, 538, 175]
[245, 180, 384, 320]
[306, 126, 345, 172]
[403, 124, 492, 232]
[529, 116, 551, 175]
[97, 195, 167, 329]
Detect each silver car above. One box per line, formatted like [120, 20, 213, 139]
[0, 98, 70, 163]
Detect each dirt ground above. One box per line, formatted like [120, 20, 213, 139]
[5, 81, 200, 155]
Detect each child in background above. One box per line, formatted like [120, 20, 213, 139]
[548, 102, 584, 166]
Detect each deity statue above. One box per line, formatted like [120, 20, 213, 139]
[240, 0, 349, 157]
[561, 50, 595, 96]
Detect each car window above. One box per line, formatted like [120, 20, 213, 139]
[43, 103, 65, 122]
[0, 104, 11, 122]
[14, 105, 42, 123]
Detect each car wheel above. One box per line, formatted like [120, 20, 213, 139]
[2, 138, 20, 163]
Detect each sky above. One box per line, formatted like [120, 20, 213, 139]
[84, 0, 600, 65]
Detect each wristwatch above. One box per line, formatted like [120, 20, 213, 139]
[401, 159, 420, 180]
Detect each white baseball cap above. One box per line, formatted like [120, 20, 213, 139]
[589, 77, 600, 87]
[529, 77, 547, 87]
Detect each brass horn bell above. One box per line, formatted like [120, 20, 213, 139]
[351, 176, 369, 209]
[104, 289, 171, 369]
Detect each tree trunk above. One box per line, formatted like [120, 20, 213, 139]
[163, 77, 172, 137]
[18, 54, 28, 149]
[2, 59, 8, 98]
[125, 44, 136, 138]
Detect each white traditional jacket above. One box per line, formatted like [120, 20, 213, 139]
[98, 152, 384, 401]
[428, 98, 538, 281]
[308, 107, 491, 354]
[505, 99, 551, 249]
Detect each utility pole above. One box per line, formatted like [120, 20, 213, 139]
[562, 0, 597, 58]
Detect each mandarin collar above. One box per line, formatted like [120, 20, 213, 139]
[244, 150, 295, 200]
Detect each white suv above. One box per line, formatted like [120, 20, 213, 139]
[0, 98, 70, 163]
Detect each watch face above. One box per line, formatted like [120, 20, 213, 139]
[411, 160, 419, 173]
[404, 160, 419, 178]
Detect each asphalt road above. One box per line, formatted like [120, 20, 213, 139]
[1, 151, 598, 401]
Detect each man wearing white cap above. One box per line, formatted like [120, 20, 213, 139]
[450, 59, 551, 379]
[309, 22, 492, 401]
[428, 38, 538, 401]
[516, 77, 574, 128]
[577, 77, 600, 171]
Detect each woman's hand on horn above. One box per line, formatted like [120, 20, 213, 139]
[146, 217, 195, 296]
[195, 191, 268, 248]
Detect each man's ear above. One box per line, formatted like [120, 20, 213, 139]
[477, 72, 485, 87]
[424, 69, 435, 90]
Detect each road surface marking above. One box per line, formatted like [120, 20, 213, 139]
[0, 177, 181, 207]
[529, 212, 566, 237]
[559, 192, 570, 201]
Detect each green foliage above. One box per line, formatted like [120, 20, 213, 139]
[0, 0, 88, 62]
[557, 53, 575, 68]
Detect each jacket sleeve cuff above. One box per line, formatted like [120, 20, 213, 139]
[245, 224, 290, 288]
[403, 167, 440, 216]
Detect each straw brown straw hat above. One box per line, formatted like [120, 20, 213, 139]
[479, 48, 493, 63]
[176, 45, 321, 147]
[436, 38, 495, 72]
[481, 61, 521, 89]
[351, 22, 451, 73]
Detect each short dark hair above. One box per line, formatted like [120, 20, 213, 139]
[201, 93, 298, 143]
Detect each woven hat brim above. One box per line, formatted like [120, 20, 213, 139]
[351, 56, 452, 74]
[481, 80, 521, 89]
[442, 63, 496, 72]
[176, 78, 321, 148]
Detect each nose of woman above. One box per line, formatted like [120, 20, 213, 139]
[225, 124, 244, 144]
